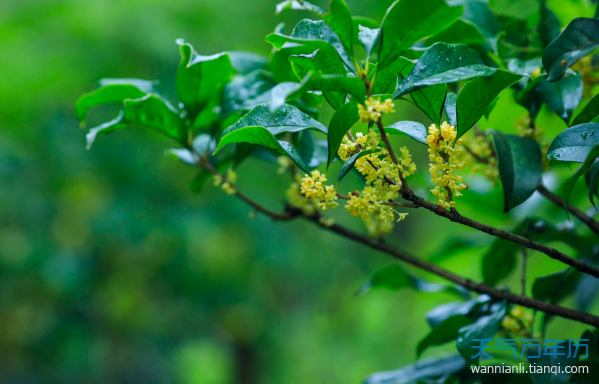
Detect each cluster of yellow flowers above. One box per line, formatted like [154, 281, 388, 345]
[358, 97, 395, 123]
[515, 114, 549, 171]
[213, 168, 238, 195]
[501, 305, 534, 336]
[300, 170, 338, 211]
[460, 133, 499, 183]
[572, 55, 599, 98]
[338, 131, 380, 161]
[427, 122, 467, 209]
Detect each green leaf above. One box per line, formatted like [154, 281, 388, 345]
[426, 19, 486, 46]
[397, 58, 447, 126]
[266, 19, 356, 72]
[572, 93, 599, 126]
[417, 315, 472, 358]
[222, 70, 276, 115]
[275, 0, 324, 16]
[426, 295, 491, 328]
[529, 353, 578, 384]
[228, 51, 270, 75]
[444, 92, 458, 127]
[515, 76, 545, 119]
[298, 130, 328, 169]
[533, 268, 581, 303]
[289, 49, 348, 109]
[491, 132, 543, 212]
[327, 101, 359, 167]
[338, 150, 373, 182]
[383, 121, 428, 145]
[589, 159, 599, 208]
[357, 25, 379, 58]
[543, 18, 599, 82]
[394, 43, 496, 99]
[547, 123, 599, 162]
[364, 355, 467, 384]
[457, 70, 522, 138]
[461, 0, 500, 52]
[86, 94, 186, 149]
[484, 97, 498, 120]
[536, 74, 583, 124]
[371, 57, 412, 95]
[214, 126, 310, 174]
[562, 144, 599, 217]
[456, 302, 506, 364]
[507, 58, 542, 88]
[539, 3, 561, 48]
[324, 0, 354, 59]
[377, 0, 463, 71]
[75, 78, 157, 124]
[222, 103, 327, 137]
[176, 39, 233, 119]
[189, 169, 211, 194]
[165, 148, 197, 166]
[270, 41, 316, 83]
[192, 133, 216, 157]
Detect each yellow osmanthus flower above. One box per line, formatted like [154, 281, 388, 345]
[571, 55, 599, 98]
[213, 168, 238, 195]
[460, 133, 499, 183]
[515, 114, 549, 171]
[501, 305, 533, 336]
[427, 122, 467, 209]
[286, 176, 316, 215]
[358, 97, 395, 123]
[300, 170, 338, 210]
[277, 156, 293, 174]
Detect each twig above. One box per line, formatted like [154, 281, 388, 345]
[521, 249, 527, 296]
[336, 193, 419, 208]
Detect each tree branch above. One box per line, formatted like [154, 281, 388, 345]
[537, 183, 599, 236]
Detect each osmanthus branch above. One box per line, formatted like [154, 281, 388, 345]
[188, 151, 599, 326]
[537, 183, 599, 236]
[336, 193, 419, 208]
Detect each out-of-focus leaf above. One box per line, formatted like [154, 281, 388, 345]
[76, 78, 157, 124]
[324, 0, 354, 59]
[298, 130, 328, 168]
[529, 353, 578, 384]
[515, 76, 545, 119]
[532, 268, 579, 303]
[222, 70, 276, 115]
[165, 148, 198, 166]
[562, 145, 599, 217]
[192, 133, 216, 157]
[507, 58, 542, 88]
[539, 3, 561, 48]
[327, 100, 359, 167]
[457, 70, 522, 138]
[417, 315, 473, 358]
[228, 51, 270, 75]
[189, 169, 211, 194]
[536, 74, 583, 124]
[214, 126, 310, 173]
[572, 93, 599, 126]
[266, 19, 356, 72]
[394, 43, 496, 98]
[461, 0, 500, 52]
[444, 92, 458, 127]
[338, 150, 373, 181]
[426, 19, 486, 46]
[482, 237, 520, 287]
[589, 159, 599, 207]
[426, 295, 491, 329]
[86, 94, 186, 149]
[547, 123, 599, 162]
[456, 302, 506, 363]
[176, 39, 233, 118]
[383, 121, 428, 144]
[484, 97, 498, 120]
[490, 132, 542, 212]
[364, 355, 467, 384]
[542, 18, 599, 82]
[357, 25, 379, 58]
[222, 103, 327, 137]
[275, 0, 324, 16]
[377, 0, 463, 71]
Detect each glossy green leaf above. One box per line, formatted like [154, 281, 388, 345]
[417, 315, 472, 358]
[456, 302, 506, 363]
[76, 79, 157, 124]
[327, 101, 359, 167]
[542, 18, 599, 82]
[377, 0, 463, 71]
[562, 145, 599, 217]
[425, 19, 486, 46]
[461, 0, 500, 52]
[507, 58, 542, 88]
[86, 94, 186, 149]
[572, 93, 599, 126]
[394, 43, 496, 98]
[222, 103, 327, 137]
[165, 148, 197, 166]
[176, 39, 233, 119]
[491, 132, 543, 212]
[266, 19, 356, 72]
[457, 70, 522, 138]
[298, 130, 328, 169]
[589, 159, 599, 207]
[192, 133, 216, 157]
[484, 97, 498, 120]
[444, 92, 458, 127]
[371, 57, 412, 95]
[338, 150, 373, 182]
[270, 40, 316, 83]
[426, 295, 490, 328]
[324, 0, 354, 59]
[228, 51, 270, 75]
[222, 70, 276, 115]
[357, 25, 379, 58]
[536, 74, 583, 124]
[275, 0, 324, 16]
[539, 3, 561, 48]
[515, 76, 545, 119]
[214, 126, 310, 174]
[364, 355, 467, 384]
[529, 353, 578, 384]
[533, 268, 581, 303]
[383, 121, 428, 144]
[547, 123, 599, 162]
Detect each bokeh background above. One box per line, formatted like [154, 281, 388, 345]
[1, 0, 599, 383]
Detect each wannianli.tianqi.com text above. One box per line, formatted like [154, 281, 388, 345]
[470, 363, 588, 375]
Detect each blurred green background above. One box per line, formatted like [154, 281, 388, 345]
[1, 0, 599, 383]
